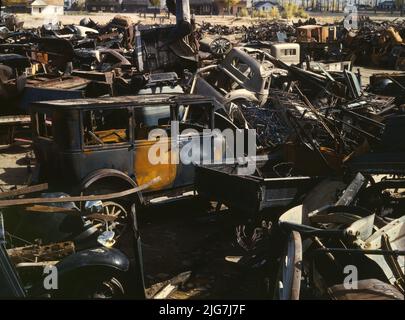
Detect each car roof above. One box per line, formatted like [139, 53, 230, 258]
[31, 94, 216, 110]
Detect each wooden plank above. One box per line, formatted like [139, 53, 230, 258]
[16, 261, 58, 268]
[86, 213, 117, 222]
[150, 271, 192, 299]
[24, 205, 77, 213]
[0, 183, 49, 200]
[0, 115, 31, 125]
[153, 284, 177, 299]
[13, 138, 33, 144]
[0, 177, 160, 208]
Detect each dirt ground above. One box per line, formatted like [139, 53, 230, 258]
[140, 200, 273, 299]
[0, 143, 32, 191]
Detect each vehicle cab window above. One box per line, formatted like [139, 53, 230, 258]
[82, 108, 130, 146]
[282, 48, 297, 56]
[181, 104, 212, 131]
[133, 105, 184, 141]
[231, 57, 254, 80]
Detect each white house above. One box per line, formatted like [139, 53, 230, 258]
[31, 0, 64, 15]
[253, 0, 279, 11]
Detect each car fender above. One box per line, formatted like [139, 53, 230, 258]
[81, 168, 144, 205]
[55, 247, 130, 276]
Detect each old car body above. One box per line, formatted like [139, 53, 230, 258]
[31, 94, 224, 203]
[242, 41, 300, 66]
[269, 43, 300, 65]
[0, 53, 29, 102]
[190, 47, 273, 107]
[195, 153, 321, 216]
[296, 25, 337, 43]
[0, 203, 145, 298]
[0, 243, 25, 298]
[296, 25, 340, 61]
[274, 174, 405, 300]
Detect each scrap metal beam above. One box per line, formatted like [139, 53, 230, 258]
[0, 183, 49, 200]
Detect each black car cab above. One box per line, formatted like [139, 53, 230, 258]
[31, 94, 225, 204]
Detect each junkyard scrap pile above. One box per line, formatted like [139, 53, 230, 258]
[0, 8, 404, 300]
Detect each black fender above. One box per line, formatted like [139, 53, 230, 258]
[55, 247, 129, 276]
[80, 168, 144, 205]
[29, 247, 130, 297]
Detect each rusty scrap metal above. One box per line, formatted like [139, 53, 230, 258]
[7, 241, 75, 264]
[0, 177, 160, 208]
[0, 183, 48, 200]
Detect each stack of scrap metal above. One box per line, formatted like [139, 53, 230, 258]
[342, 18, 405, 69]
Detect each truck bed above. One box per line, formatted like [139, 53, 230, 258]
[195, 155, 321, 215]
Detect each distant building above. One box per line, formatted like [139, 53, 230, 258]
[214, 0, 248, 15]
[121, 0, 214, 14]
[31, 0, 64, 15]
[3, 0, 31, 13]
[85, 0, 123, 12]
[253, 0, 279, 11]
[121, 0, 148, 12]
[190, 0, 214, 14]
[378, 0, 396, 10]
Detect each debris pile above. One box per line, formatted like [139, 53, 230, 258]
[0, 10, 404, 300]
[343, 18, 405, 69]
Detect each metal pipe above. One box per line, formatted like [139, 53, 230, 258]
[313, 248, 405, 256]
[176, 0, 191, 24]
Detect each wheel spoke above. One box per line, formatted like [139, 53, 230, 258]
[93, 202, 128, 239]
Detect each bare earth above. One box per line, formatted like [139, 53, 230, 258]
[0, 144, 31, 191]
